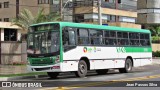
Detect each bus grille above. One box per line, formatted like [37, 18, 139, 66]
[34, 67, 51, 71]
[31, 59, 53, 65]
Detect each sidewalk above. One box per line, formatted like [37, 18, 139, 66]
[152, 59, 160, 65]
[0, 65, 28, 75]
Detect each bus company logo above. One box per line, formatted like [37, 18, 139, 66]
[94, 47, 96, 52]
[83, 47, 88, 53]
[117, 47, 126, 53]
[83, 47, 97, 53]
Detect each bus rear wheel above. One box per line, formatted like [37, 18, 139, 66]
[96, 69, 108, 75]
[75, 60, 88, 77]
[47, 72, 59, 79]
[119, 58, 133, 73]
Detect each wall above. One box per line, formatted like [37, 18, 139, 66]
[121, 0, 137, 6]
[0, 22, 21, 41]
[0, 0, 17, 21]
[108, 22, 141, 29]
[0, 0, 51, 22]
[74, 7, 137, 18]
[19, 0, 39, 16]
[138, 0, 160, 9]
[137, 0, 160, 24]
[1, 29, 4, 41]
[152, 43, 160, 52]
[0, 22, 27, 64]
[82, 22, 141, 29]
[1, 42, 27, 64]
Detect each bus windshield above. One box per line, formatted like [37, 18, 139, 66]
[27, 31, 60, 54]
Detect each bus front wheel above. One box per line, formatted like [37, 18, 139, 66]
[75, 60, 88, 77]
[47, 72, 59, 79]
[119, 58, 133, 73]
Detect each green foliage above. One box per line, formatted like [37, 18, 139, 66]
[152, 51, 160, 57]
[12, 8, 61, 32]
[147, 25, 160, 36]
[152, 36, 160, 43]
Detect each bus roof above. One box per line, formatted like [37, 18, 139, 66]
[30, 22, 150, 33]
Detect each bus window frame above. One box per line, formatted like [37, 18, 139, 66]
[61, 26, 151, 48]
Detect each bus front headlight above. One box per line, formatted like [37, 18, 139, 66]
[27, 58, 31, 65]
[27, 60, 30, 65]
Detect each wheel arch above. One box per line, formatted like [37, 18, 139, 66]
[126, 56, 134, 67]
[80, 57, 90, 70]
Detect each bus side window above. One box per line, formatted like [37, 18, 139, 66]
[140, 33, 150, 46]
[90, 30, 103, 45]
[78, 29, 89, 45]
[68, 31, 76, 45]
[129, 33, 140, 46]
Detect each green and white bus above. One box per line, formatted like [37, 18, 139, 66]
[27, 22, 152, 78]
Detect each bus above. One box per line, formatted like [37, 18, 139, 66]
[27, 22, 152, 78]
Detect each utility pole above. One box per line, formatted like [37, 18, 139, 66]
[16, 0, 19, 18]
[60, 0, 63, 21]
[98, 0, 102, 25]
[115, 0, 118, 22]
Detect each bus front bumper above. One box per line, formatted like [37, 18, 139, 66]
[27, 64, 61, 72]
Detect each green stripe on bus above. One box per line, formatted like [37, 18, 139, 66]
[125, 47, 152, 53]
[117, 47, 152, 53]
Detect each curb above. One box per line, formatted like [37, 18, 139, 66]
[152, 57, 160, 59]
[0, 75, 48, 81]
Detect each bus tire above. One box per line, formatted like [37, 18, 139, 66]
[75, 60, 88, 77]
[47, 72, 59, 79]
[119, 58, 133, 73]
[96, 69, 108, 75]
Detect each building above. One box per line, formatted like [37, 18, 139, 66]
[0, 0, 142, 64]
[137, 0, 160, 51]
[0, 22, 27, 64]
[51, 0, 73, 21]
[0, 0, 48, 64]
[137, 0, 160, 24]
[0, 0, 73, 22]
[0, 0, 51, 22]
[73, 0, 141, 28]
[0, 0, 74, 64]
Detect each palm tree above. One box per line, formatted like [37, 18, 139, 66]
[12, 8, 61, 31]
[12, 8, 61, 40]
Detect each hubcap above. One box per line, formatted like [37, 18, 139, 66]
[79, 64, 85, 74]
[126, 61, 131, 71]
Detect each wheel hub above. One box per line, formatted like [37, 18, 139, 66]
[126, 62, 131, 70]
[79, 64, 85, 74]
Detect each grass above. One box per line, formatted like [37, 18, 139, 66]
[0, 72, 47, 77]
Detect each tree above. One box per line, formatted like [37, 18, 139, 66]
[147, 25, 160, 37]
[12, 8, 61, 34]
[12, 8, 61, 41]
[147, 25, 160, 43]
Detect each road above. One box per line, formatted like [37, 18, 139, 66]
[1, 62, 160, 90]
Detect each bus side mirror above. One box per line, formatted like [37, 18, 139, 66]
[62, 29, 69, 45]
